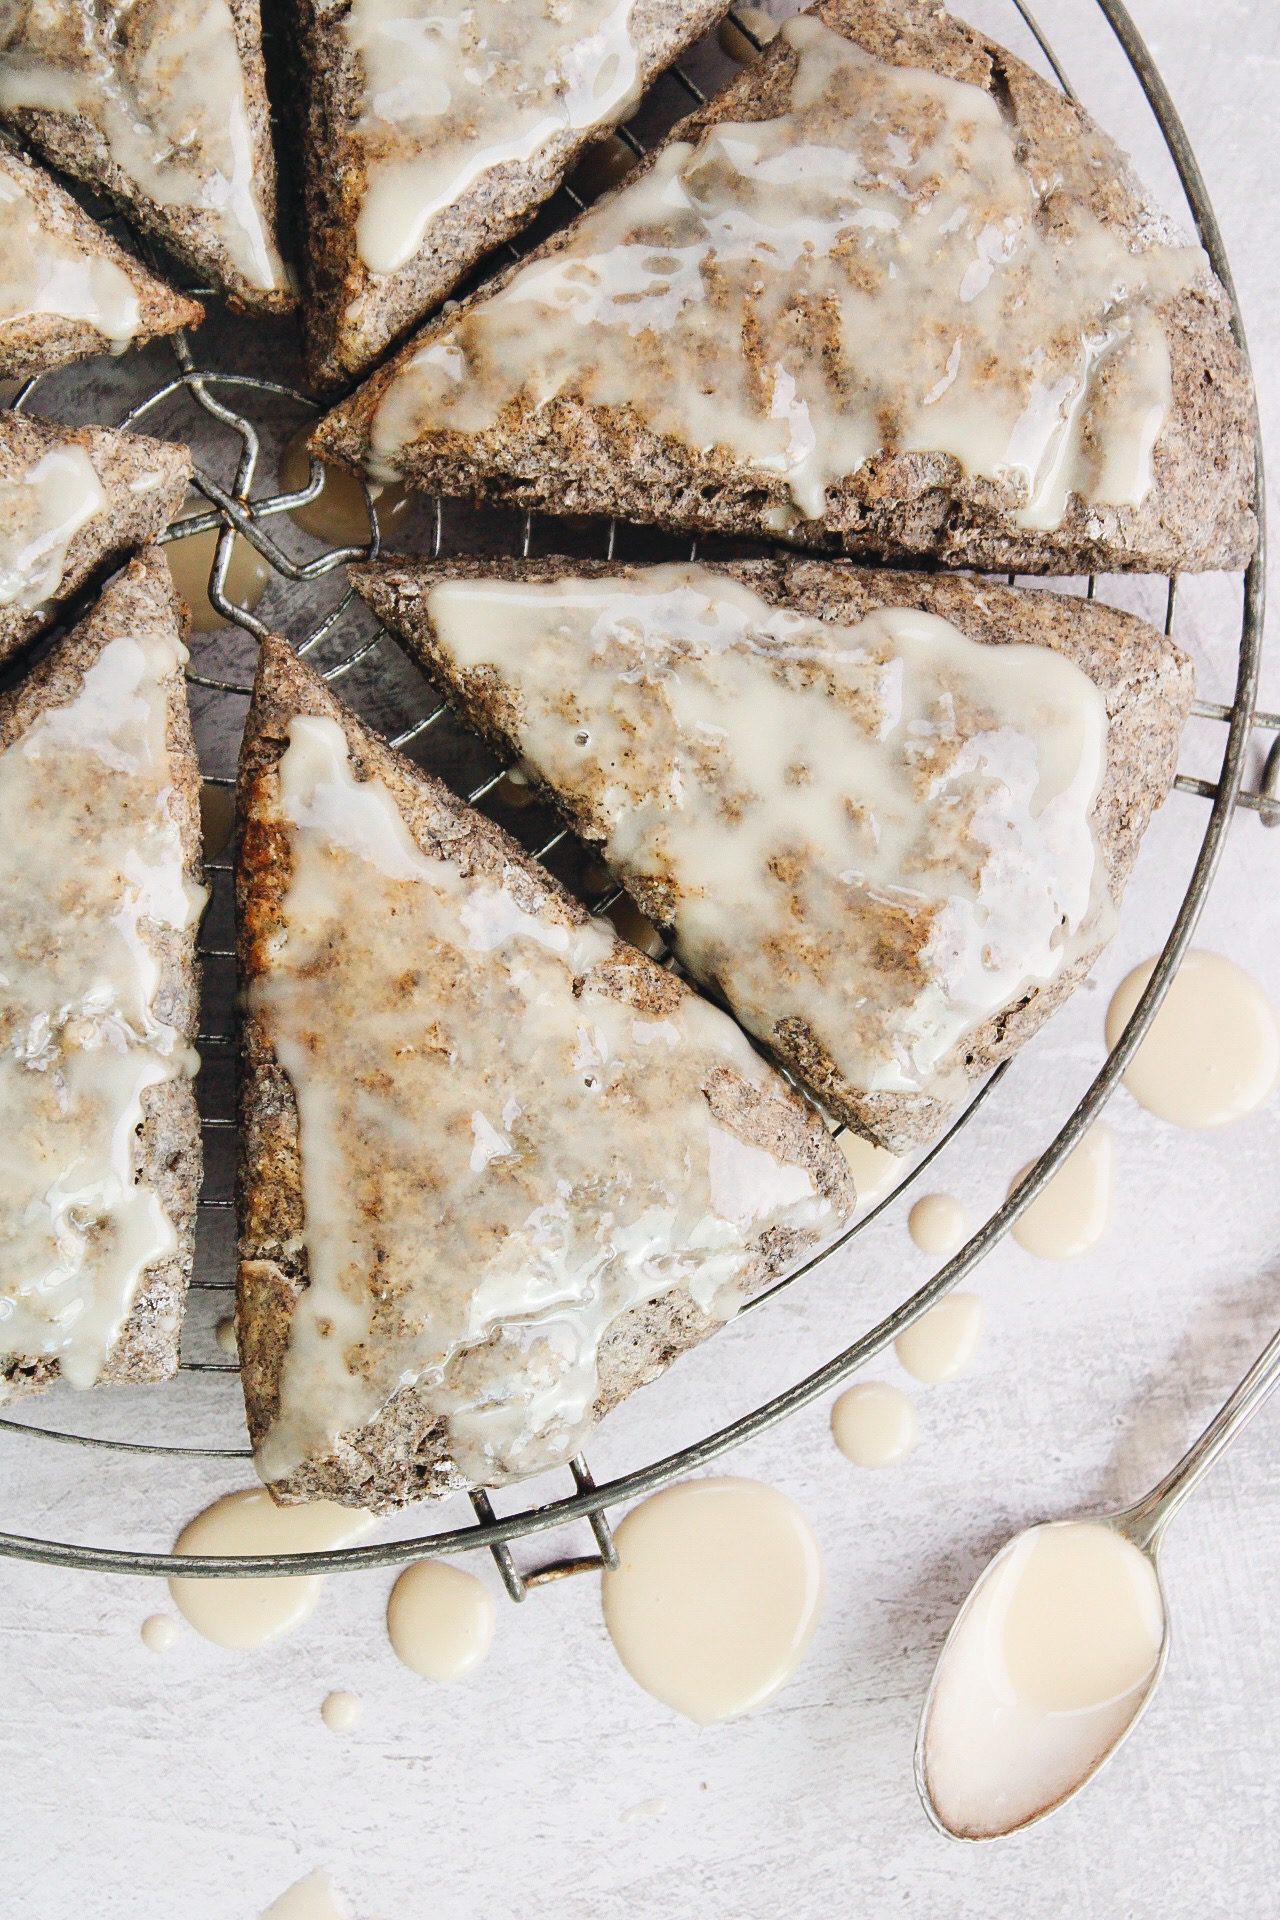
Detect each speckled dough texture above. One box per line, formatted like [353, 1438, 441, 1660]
[0, 139, 203, 377]
[234, 637, 855, 1510]
[0, 411, 190, 664]
[289, 0, 728, 388]
[352, 555, 1196, 1151]
[314, 0, 1256, 574]
[0, 550, 204, 1397]
[0, 0, 292, 313]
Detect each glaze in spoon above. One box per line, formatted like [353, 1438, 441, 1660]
[915, 1321, 1280, 1840]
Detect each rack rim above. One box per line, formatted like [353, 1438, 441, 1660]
[0, 0, 1269, 1582]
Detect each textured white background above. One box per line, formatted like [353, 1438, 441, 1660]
[2, 2, 1278, 1915]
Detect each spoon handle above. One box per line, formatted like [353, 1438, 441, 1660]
[1123, 1322, 1280, 1550]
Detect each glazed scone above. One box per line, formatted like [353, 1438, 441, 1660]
[235, 638, 855, 1510]
[0, 138, 203, 378]
[1, 411, 190, 664]
[291, 0, 729, 388]
[352, 556, 1195, 1152]
[0, 550, 206, 1399]
[315, 0, 1256, 574]
[0, 0, 292, 313]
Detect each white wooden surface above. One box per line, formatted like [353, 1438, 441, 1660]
[3, 3, 1278, 1914]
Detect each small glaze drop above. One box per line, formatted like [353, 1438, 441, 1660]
[895, 1294, 984, 1385]
[386, 1561, 495, 1682]
[620, 1796, 670, 1824]
[830, 1381, 918, 1468]
[166, 501, 270, 631]
[279, 429, 409, 547]
[199, 780, 236, 859]
[836, 1130, 903, 1209]
[168, 1489, 375, 1649]
[1106, 950, 1279, 1128]
[140, 1613, 179, 1653]
[260, 1869, 351, 1920]
[908, 1192, 969, 1257]
[601, 1476, 824, 1724]
[320, 1689, 362, 1734]
[1011, 1123, 1115, 1259]
[215, 1314, 239, 1356]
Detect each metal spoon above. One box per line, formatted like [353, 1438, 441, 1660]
[915, 1320, 1280, 1841]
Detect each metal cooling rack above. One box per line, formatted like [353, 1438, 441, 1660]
[0, 0, 1271, 1590]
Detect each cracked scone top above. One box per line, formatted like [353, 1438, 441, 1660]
[239, 683, 853, 1501]
[0, 593, 206, 1393]
[365, 16, 1200, 521]
[0, 0, 290, 305]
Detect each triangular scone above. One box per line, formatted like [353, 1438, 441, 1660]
[235, 639, 854, 1510]
[0, 0, 292, 313]
[292, 0, 727, 389]
[1, 411, 190, 664]
[316, 0, 1256, 574]
[0, 140, 203, 377]
[352, 556, 1195, 1152]
[0, 551, 205, 1399]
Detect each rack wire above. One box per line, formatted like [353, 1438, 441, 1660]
[0, 0, 1271, 1589]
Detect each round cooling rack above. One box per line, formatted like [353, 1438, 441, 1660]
[0, 0, 1273, 1591]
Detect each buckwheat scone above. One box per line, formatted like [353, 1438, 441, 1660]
[315, 0, 1255, 573]
[0, 0, 292, 312]
[0, 550, 206, 1399]
[235, 638, 854, 1510]
[353, 555, 1195, 1152]
[0, 139, 203, 378]
[291, 0, 729, 389]
[1, 411, 190, 663]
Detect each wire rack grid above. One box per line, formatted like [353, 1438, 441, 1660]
[0, 0, 1272, 1593]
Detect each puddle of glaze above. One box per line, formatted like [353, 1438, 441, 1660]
[168, 1489, 375, 1649]
[835, 1130, 903, 1210]
[385, 1561, 496, 1682]
[166, 506, 270, 631]
[605, 890, 665, 957]
[568, 132, 639, 199]
[140, 1613, 179, 1653]
[214, 1314, 239, 1356]
[279, 429, 409, 548]
[601, 1476, 824, 1724]
[908, 1193, 969, 1257]
[199, 779, 236, 859]
[1105, 950, 1279, 1128]
[830, 1381, 918, 1468]
[492, 767, 536, 810]
[922, 1521, 1163, 1839]
[320, 1689, 362, 1734]
[1011, 1123, 1115, 1259]
[260, 1869, 351, 1920]
[894, 1294, 985, 1385]
[718, 6, 779, 60]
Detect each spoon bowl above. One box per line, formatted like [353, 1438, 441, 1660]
[915, 1513, 1171, 1841]
[914, 1320, 1280, 1841]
